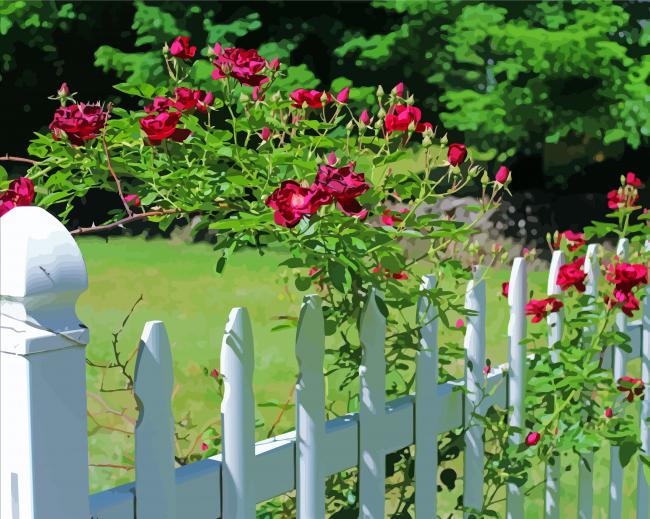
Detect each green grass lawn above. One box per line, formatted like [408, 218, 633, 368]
[77, 236, 641, 517]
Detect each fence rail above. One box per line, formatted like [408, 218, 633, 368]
[0, 206, 648, 519]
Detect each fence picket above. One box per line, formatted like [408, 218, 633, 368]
[506, 257, 528, 519]
[220, 308, 256, 519]
[415, 275, 439, 516]
[609, 238, 629, 519]
[134, 321, 177, 519]
[295, 295, 326, 518]
[359, 288, 387, 519]
[578, 243, 599, 519]
[637, 240, 650, 518]
[463, 266, 487, 517]
[545, 251, 565, 519]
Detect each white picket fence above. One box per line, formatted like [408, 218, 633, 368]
[0, 206, 648, 519]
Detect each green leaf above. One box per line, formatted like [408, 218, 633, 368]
[619, 440, 638, 468]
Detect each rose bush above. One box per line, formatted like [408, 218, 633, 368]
[1, 33, 648, 517]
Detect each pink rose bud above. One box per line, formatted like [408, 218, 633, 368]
[495, 166, 510, 184]
[203, 91, 215, 106]
[308, 267, 321, 277]
[213, 42, 222, 55]
[252, 86, 265, 101]
[336, 87, 350, 104]
[260, 127, 271, 141]
[525, 431, 541, 446]
[455, 319, 464, 329]
[268, 57, 280, 71]
[201, 442, 209, 451]
[169, 36, 196, 60]
[482, 365, 490, 374]
[394, 82, 405, 98]
[327, 151, 337, 166]
[447, 144, 467, 166]
[502, 282, 509, 298]
[124, 194, 141, 207]
[604, 407, 613, 418]
[57, 82, 70, 97]
[626, 171, 642, 188]
[360, 110, 370, 125]
[210, 368, 219, 379]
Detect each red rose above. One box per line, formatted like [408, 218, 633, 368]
[212, 45, 268, 87]
[0, 177, 35, 217]
[526, 431, 541, 446]
[617, 376, 644, 402]
[139, 111, 191, 146]
[447, 144, 467, 166]
[169, 36, 196, 60]
[290, 89, 332, 109]
[372, 264, 408, 281]
[173, 87, 213, 112]
[525, 297, 563, 323]
[314, 162, 370, 219]
[554, 230, 585, 252]
[605, 289, 641, 317]
[265, 181, 331, 228]
[495, 166, 510, 184]
[124, 194, 141, 207]
[557, 257, 587, 292]
[49, 103, 109, 146]
[626, 172, 642, 188]
[381, 208, 405, 227]
[606, 262, 648, 294]
[501, 282, 509, 298]
[144, 97, 175, 114]
[384, 105, 432, 133]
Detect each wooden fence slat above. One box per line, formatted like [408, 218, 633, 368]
[359, 288, 387, 519]
[609, 238, 629, 519]
[415, 275, 439, 516]
[295, 295, 326, 519]
[134, 321, 177, 519]
[637, 240, 650, 518]
[463, 266, 487, 517]
[220, 308, 256, 519]
[578, 243, 599, 519]
[506, 257, 527, 519]
[545, 251, 565, 519]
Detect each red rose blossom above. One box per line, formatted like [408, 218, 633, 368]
[144, 97, 175, 114]
[554, 230, 585, 252]
[447, 144, 467, 166]
[381, 208, 407, 226]
[169, 36, 196, 60]
[384, 105, 432, 133]
[606, 262, 648, 294]
[626, 172, 642, 188]
[173, 87, 213, 112]
[139, 111, 191, 146]
[526, 431, 541, 446]
[314, 161, 370, 219]
[265, 181, 331, 228]
[212, 44, 268, 87]
[617, 376, 644, 402]
[525, 297, 563, 323]
[290, 89, 332, 109]
[49, 103, 109, 146]
[557, 257, 587, 292]
[0, 177, 35, 217]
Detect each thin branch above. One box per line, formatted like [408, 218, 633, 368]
[69, 208, 189, 235]
[87, 410, 134, 435]
[267, 385, 296, 437]
[89, 463, 134, 471]
[101, 103, 132, 217]
[87, 391, 137, 426]
[0, 154, 39, 166]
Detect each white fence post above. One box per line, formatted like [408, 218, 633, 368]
[415, 275, 438, 516]
[463, 266, 486, 517]
[545, 251, 565, 519]
[578, 244, 599, 519]
[295, 295, 326, 518]
[0, 207, 90, 519]
[637, 240, 650, 518]
[609, 238, 629, 519]
[359, 288, 387, 519]
[134, 321, 176, 519]
[220, 308, 256, 519]
[506, 257, 527, 519]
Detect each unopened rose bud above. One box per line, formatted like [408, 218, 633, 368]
[346, 120, 354, 132]
[260, 127, 272, 141]
[320, 91, 329, 104]
[495, 166, 510, 185]
[407, 120, 416, 132]
[239, 92, 249, 103]
[406, 94, 414, 106]
[393, 82, 405, 98]
[480, 171, 490, 185]
[327, 152, 337, 166]
[377, 108, 386, 119]
[301, 101, 309, 109]
[360, 110, 371, 125]
[440, 133, 448, 145]
[268, 57, 280, 71]
[422, 135, 432, 147]
[57, 82, 70, 97]
[336, 87, 350, 104]
[376, 85, 385, 98]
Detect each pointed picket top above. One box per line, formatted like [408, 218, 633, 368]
[545, 252, 564, 518]
[415, 275, 438, 516]
[506, 257, 527, 519]
[295, 295, 326, 518]
[616, 238, 629, 260]
[584, 244, 600, 299]
[463, 266, 486, 517]
[638, 240, 650, 517]
[359, 288, 387, 519]
[134, 321, 176, 519]
[220, 308, 256, 519]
